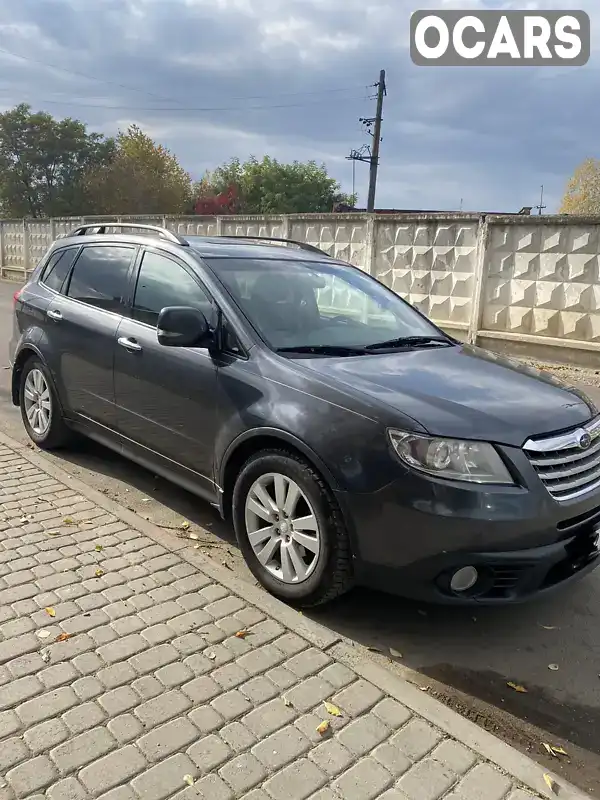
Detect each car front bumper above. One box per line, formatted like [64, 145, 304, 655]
[334, 460, 600, 605]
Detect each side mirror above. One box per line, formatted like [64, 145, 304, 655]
[157, 306, 210, 347]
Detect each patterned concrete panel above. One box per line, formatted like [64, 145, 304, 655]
[221, 216, 284, 239]
[291, 217, 368, 268]
[374, 218, 478, 327]
[167, 217, 219, 237]
[1, 222, 26, 269]
[482, 222, 600, 342]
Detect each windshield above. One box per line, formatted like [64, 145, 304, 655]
[204, 257, 443, 351]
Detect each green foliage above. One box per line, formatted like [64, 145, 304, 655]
[0, 103, 114, 218]
[560, 158, 600, 215]
[201, 155, 355, 214]
[84, 124, 192, 214]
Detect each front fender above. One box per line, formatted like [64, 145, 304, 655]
[10, 334, 44, 405]
[217, 426, 342, 492]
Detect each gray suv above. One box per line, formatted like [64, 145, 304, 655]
[10, 223, 600, 607]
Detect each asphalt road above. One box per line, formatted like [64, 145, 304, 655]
[2, 280, 599, 794]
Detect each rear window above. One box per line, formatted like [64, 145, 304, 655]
[65, 245, 135, 314]
[41, 249, 79, 293]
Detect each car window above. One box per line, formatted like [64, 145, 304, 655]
[41, 248, 79, 293]
[65, 245, 134, 314]
[221, 316, 244, 356]
[206, 257, 439, 350]
[132, 250, 216, 329]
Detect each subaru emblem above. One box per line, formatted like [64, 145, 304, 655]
[579, 432, 592, 450]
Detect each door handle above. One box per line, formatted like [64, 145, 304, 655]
[117, 336, 142, 352]
[47, 309, 62, 321]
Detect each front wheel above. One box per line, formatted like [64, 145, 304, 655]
[232, 450, 353, 607]
[19, 358, 72, 450]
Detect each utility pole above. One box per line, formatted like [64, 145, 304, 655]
[345, 70, 386, 211]
[367, 70, 386, 212]
[534, 184, 546, 215]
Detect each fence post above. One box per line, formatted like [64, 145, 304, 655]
[364, 214, 377, 276]
[281, 215, 291, 239]
[0, 221, 4, 274]
[468, 215, 490, 345]
[23, 219, 30, 279]
[50, 218, 57, 243]
[216, 216, 223, 235]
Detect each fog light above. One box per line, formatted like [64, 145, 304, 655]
[450, 566, 479, 593]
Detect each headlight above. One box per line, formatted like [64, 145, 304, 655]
[388, 429, 514, 485]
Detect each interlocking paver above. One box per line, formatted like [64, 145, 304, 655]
[0, 441, 555, 800]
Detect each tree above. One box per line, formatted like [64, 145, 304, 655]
[0, 103, 114, 217]
[85, 125, 192, 215]
[199, 155, 355, 214]
[560, 158, 600, 215]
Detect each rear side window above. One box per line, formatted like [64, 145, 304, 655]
[41, 249, 78, 293]
[66, 245, 135, 314]
[132, 250, 216, 328]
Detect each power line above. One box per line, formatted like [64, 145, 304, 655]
[0, 44, 371, 104]
[0, 93, 368, 113]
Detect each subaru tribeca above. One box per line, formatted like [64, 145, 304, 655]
[9, 223, 600, 607]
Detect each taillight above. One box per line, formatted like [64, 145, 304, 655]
[13, 288, 22, 307]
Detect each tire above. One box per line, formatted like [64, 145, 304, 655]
[19, 357, 72, 450]
[232, 449, 353, 607]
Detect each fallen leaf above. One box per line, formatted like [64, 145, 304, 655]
[46, 530, 61, 536]
[548, 664, 559, 671]
[55, 633, 72, 643]
[40, 649, 51, 663]
[543, 773, 559, 794]
[543, 743, 568, 758]
[80, 520, 94, 526]
[19, 516, 29, 524]
[419, 686, 430, 692]
[389, 647, 403, 659]
[63, 517, 75, 525]
[235, 630, 249, 639]
[37, 630, 52, 639]
[323, 701, 342, 717]
[95, 569, 104, 577]
[316, 720, 330, 735]
[541, 625, 558, 630]
[183, 775, 195, 787]
[507, 682, 528, 693]
[141, 498, 150, 503]
[189, 533, 199, 540]
[207, 652, 216, 660]
[283, 697, 292, 707]
[95, 545, 103, 552]
[45, 607, 56, 617]
[179, 521, 191, 530]
[367, 646, 382, 653]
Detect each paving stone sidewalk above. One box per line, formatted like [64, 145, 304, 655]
[0, 435, 589, 800]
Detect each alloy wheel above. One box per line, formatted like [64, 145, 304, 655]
[244, 472, 321, 584]
[23, 368, 52, 436]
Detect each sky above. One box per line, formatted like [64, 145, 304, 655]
[0, 0, 597, 213]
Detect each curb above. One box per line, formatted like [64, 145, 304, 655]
[0, 427, 591, 800]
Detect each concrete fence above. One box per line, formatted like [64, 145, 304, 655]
[1, 212, 600, 367]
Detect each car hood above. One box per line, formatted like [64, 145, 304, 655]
[296, 343, 598, 446]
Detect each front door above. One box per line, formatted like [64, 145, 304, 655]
[43, 243, 137, 430]
[114, 247, 218, 488]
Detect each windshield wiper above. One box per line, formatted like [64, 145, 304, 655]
[365, 335, 450, 351]
[276, 344, 368, 356]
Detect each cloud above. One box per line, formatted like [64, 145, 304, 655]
[0, 0, 597, 211]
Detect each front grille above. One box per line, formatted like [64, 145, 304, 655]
[524, 416, 600, 502]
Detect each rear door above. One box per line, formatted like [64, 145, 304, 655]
[113, 247, 218, 485]
[42, 243, 137, 429]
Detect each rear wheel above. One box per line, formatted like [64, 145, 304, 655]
[232, 449, 353, 607]
[19, 358, 72, 450]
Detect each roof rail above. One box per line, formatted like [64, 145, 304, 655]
[215, 235, 328, 256]
[67, 223, 189, 246]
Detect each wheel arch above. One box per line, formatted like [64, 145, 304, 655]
[218, 428, 342, 521]
[11, 344, 46, 405]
